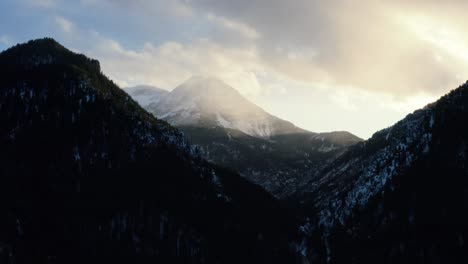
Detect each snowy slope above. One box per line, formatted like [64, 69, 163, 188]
[305, 107, 434, 230]
[124, 85, 168, 107]
[291, 82, 468, 262]
[145, 76, 307, 138]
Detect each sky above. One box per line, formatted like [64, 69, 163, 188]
[1, 0, 468, 138]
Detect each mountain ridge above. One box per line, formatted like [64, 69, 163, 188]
[290, 81, 468, 263]
[3, 37, 468, 263]
[128, 78, 362, 196]
[0, 38, 296, 263]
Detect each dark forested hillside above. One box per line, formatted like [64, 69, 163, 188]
[5, 37, 468, 264]
[292, 82, 468, 263]
[0, 38, 296, 264]
[178, 126, 361, 197]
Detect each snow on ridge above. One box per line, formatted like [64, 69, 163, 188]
[125, 86, 168, 107]
[143, 76, 303, 138]
[314, 107, 435, 232]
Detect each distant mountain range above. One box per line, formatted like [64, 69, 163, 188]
[126, 78, 362, 197]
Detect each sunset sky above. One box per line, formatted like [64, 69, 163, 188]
[2, 0, 468, 138]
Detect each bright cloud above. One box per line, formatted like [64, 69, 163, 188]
[84, 32, 264, 98]
[0, 35, 10, 46]
[187, 0, 468, 97]
[207, 14, 260, 40]
[55, 16, 73, 33]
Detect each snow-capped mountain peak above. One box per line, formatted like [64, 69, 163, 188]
[172, 76, 242, 96]
[139, 76, 306, 138]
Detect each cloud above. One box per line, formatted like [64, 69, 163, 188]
[81, 32, 264, 98]
[186, 0, 468, 97]
[0, 35, 11, 46]
[207, 14, 260, 40]
[55, 16, 74, 33]
[169, 0, 194, 17]
[58, 0, 467, 99]
[25, 0, 468, 137]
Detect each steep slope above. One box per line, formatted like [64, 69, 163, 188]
[128, 77, 362, 197]
[293, 82, 468, 263]
[0, 38, 296, 264]
[124, 85, 168, 107]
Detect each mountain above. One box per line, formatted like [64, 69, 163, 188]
[178, 126, 361, 197]
[291, 82, 468, 263]
[0, 38, 297, 263]
[4, 37, 468, 264]
[146, 76, 308, 138]
[124, 85, 168, 107]
[128, 77, 362, 197]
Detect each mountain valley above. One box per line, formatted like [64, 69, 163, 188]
[126, 78, 362, 197]
[0, 39, 297, 264]
[2, 38, 468, 264]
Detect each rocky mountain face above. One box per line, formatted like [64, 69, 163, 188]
[0, 38, 297, 264]
[291, 82, 468, 263]
[127, 78, 362, 197]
